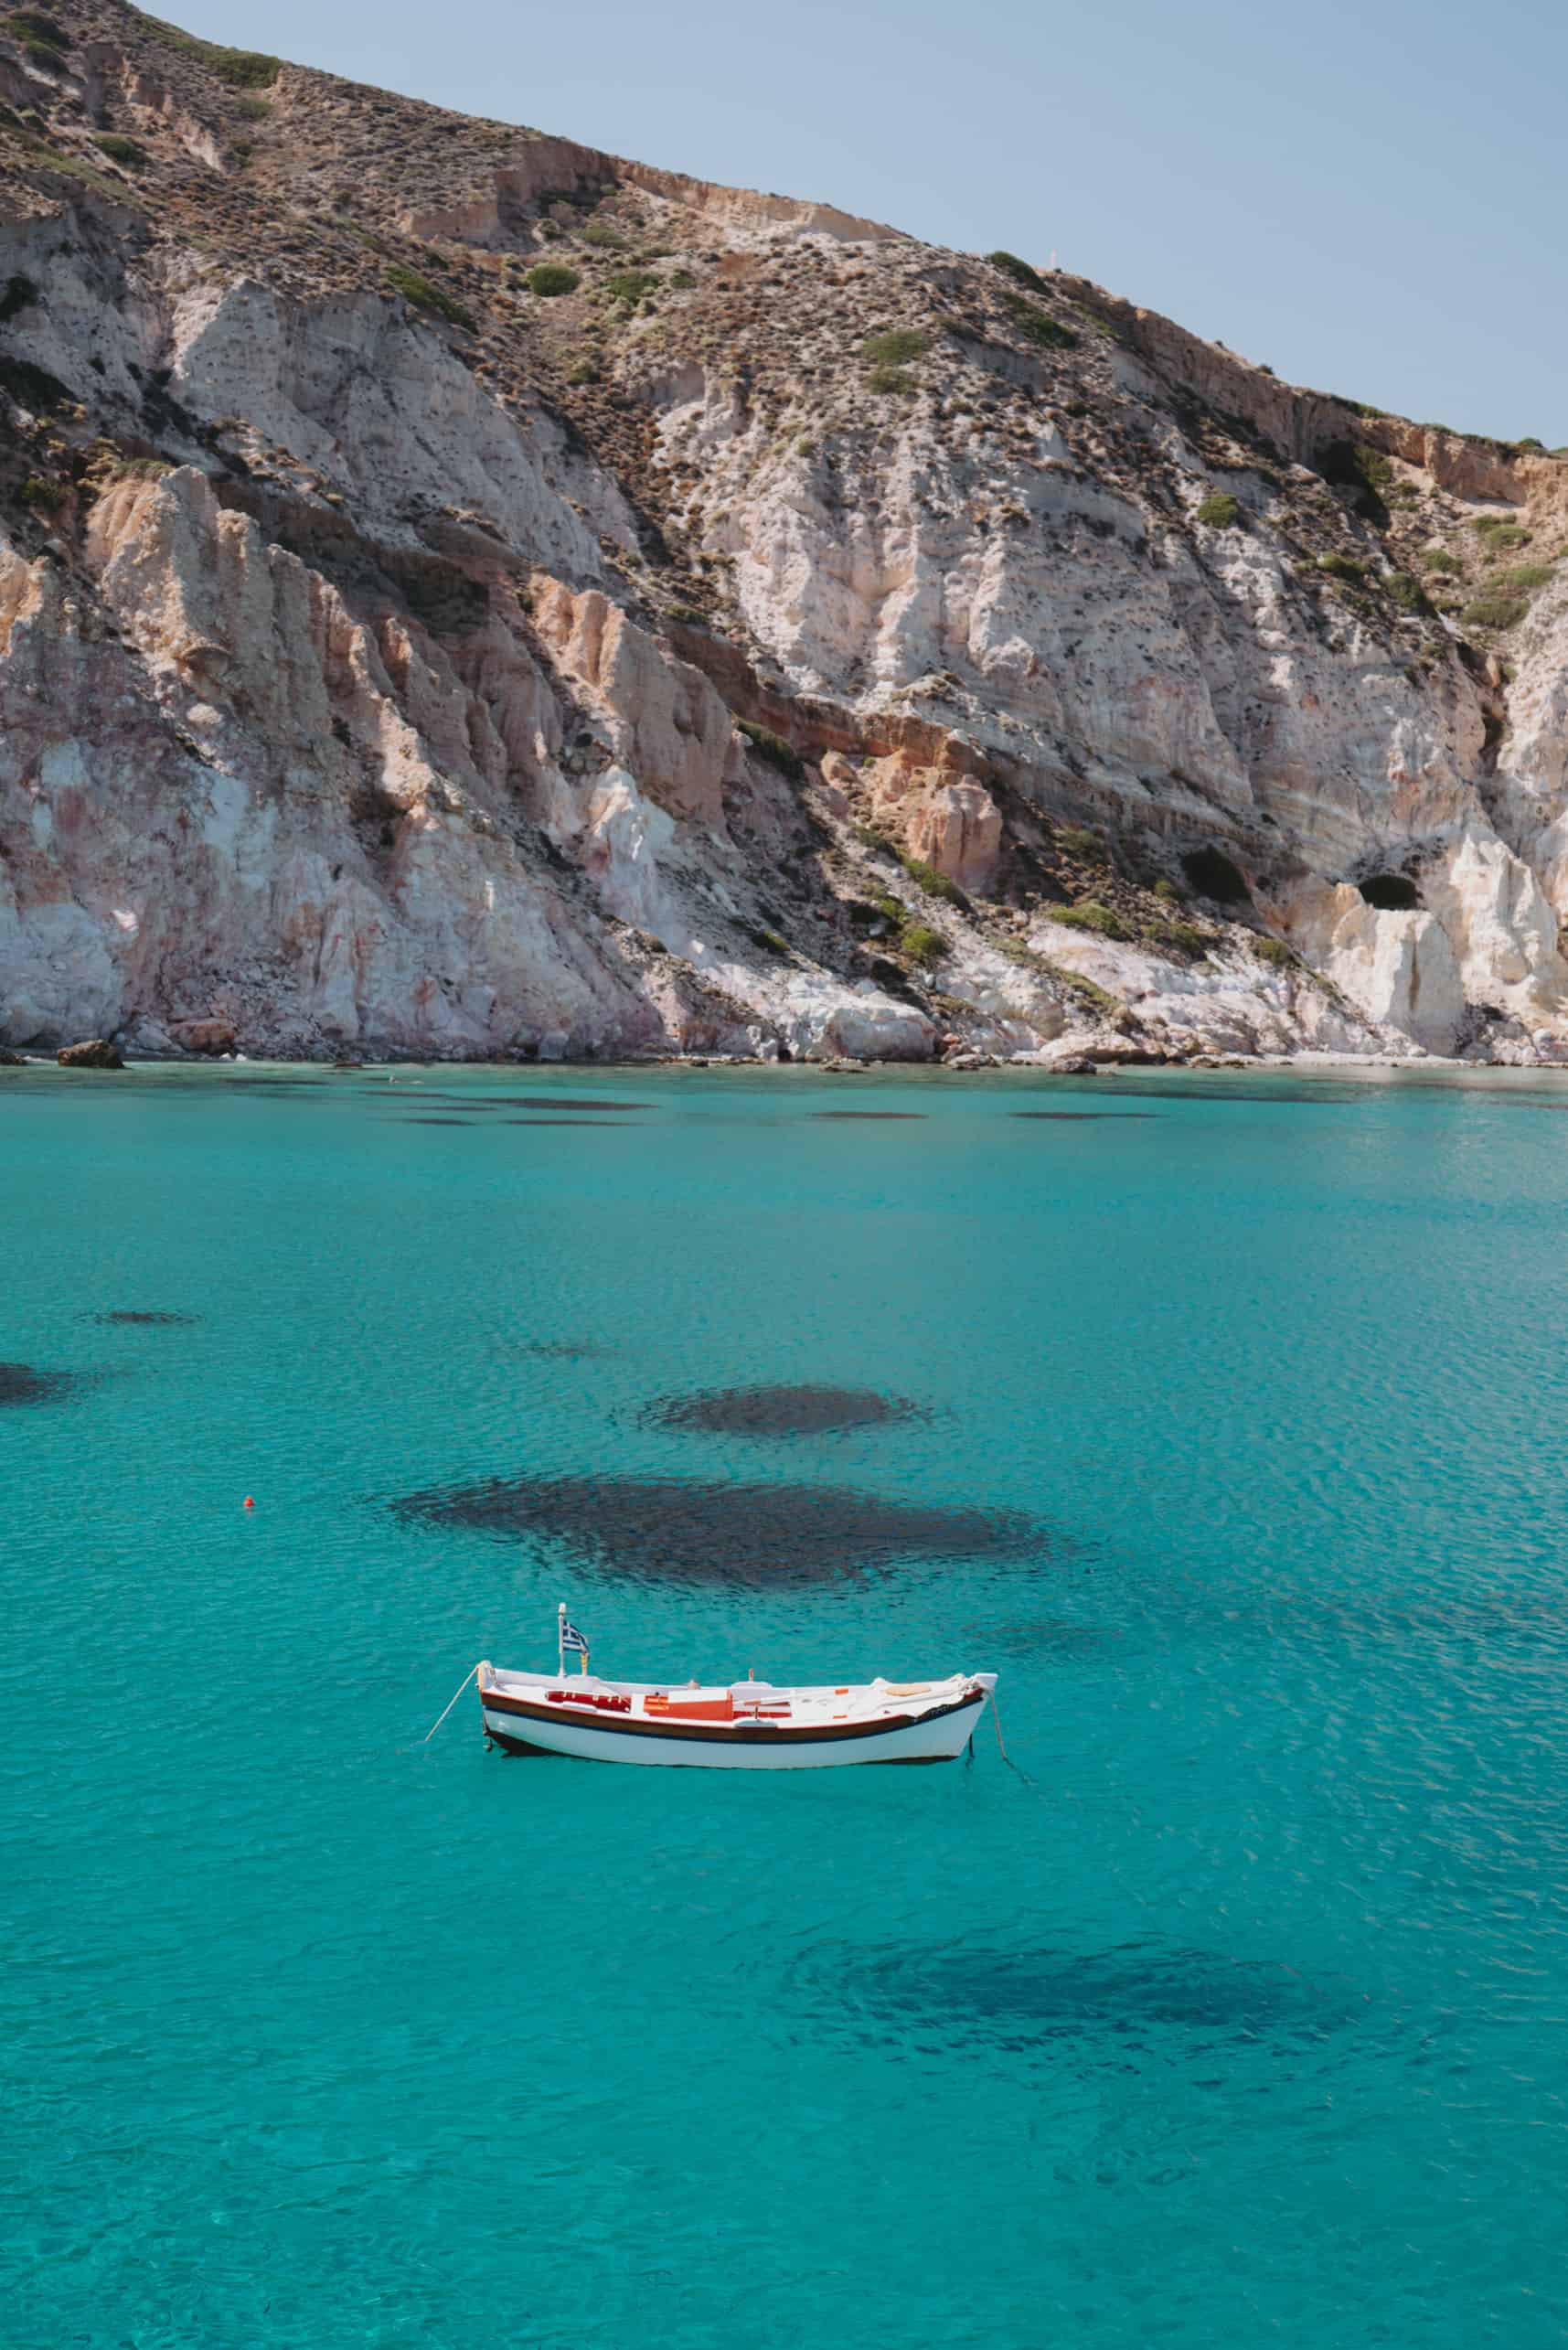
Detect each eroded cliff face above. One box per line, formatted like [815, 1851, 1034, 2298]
[3, 1, 1568, 1063]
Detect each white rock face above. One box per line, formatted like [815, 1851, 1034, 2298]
[1027, 920, 1381, 1059]
[1423, 832, 1568, 1025]
[1284, 887, 1464, 1055]
[5, 181, 1568, 1065]
[658, 363, 1481, 870]
[0, 447, 942, 1062]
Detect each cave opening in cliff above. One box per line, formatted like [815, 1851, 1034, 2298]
[1181, 847, 1251, 903]
[1358, 873, 1421, 911]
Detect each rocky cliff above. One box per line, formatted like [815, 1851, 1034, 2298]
[5, 0, 1568, 1063]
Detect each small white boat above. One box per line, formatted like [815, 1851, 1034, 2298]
[475, 1615, 997, 1769]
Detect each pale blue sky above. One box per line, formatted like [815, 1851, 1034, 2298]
[182, 0, 1562, 441]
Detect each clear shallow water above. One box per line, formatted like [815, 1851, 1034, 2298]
[5, 1061, 1568, 2348]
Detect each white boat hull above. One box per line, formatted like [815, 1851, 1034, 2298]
[481, 1699, 983, 1768]
[476, 1663, 993, 1770]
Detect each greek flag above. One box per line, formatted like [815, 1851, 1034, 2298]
[560, 1618, 589, 1655]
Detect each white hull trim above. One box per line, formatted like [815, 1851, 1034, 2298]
[479, 1695, 986, 1769]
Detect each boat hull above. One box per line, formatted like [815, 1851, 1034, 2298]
[479, 1691, 985, 1768]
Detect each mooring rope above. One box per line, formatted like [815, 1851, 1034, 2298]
[422, 1663, 477, 1742]
[988, 1687, 1036, 1784]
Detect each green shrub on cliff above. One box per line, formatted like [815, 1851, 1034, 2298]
[861, 330, 927, 394]
[899, 920, 945, 965]
[94, 134, 147, 167]
[1001, 294, 1077, 351]
[1057, 825, 1103, 860]
[1461, 594, 1529, 631]
[737, 720, 804, 782]
[1149, 920, 1208, 956]
[385, 264, 475, 331]
[1493, 563, 1554, 593]
[603, 271, 659, 304]
[1421, 548, 1460, 574]
[987, 251, 1048, 294]
[6, 10, 68, 47]
[527, 262, 580, 297]
[1046, 902, 1132, 940]
[899, 854, 964, 904]
[138, 15, 281, 86]
[6, 7, 65, 59]
[863, 328, 929, 368]
[1196, 492, 1240, 529]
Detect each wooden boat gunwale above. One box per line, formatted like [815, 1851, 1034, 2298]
[479, 1675, 987, 1747]
[475, 1659, 997, 1768]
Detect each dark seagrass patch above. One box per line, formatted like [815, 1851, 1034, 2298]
[92, 1310, 199, 1327]
[807, 1939, 1357, 2050]
[645, 1383, 923, 1437]
[431, 1095, 650, 1114]
[509, 1340, 617, 1361]
[0, 1361, 80, 1405]
[392, 1472, 1039, 1586]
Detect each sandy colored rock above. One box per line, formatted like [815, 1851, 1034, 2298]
[530, 580, 733, 828]
[58, 1039, 125, 1068]
[863, 751, 1002, 892]
[171, 1018, 238, 1055]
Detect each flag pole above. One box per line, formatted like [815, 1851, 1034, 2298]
[558, 1601, 566, 1681]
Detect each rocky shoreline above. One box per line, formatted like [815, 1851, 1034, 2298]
[11, 1034, 1552, 1085]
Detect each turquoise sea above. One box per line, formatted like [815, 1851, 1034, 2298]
[5, 1061, 1568, 2348]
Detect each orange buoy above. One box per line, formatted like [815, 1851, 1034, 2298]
[243, 1495, 255, 1510]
